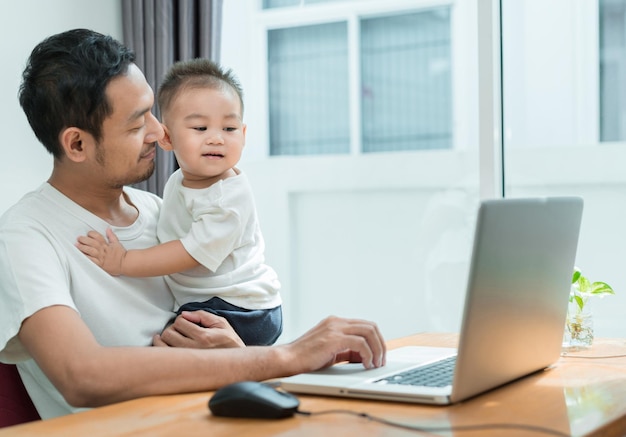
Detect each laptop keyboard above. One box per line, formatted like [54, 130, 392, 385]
[375, 355, 456, 387]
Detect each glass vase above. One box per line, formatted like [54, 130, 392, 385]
[562, 305, 594, 352]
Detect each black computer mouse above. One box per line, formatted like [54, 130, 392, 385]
[208, 381, 300, 419]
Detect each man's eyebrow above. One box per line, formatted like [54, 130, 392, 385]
[127, 107, 151, 124]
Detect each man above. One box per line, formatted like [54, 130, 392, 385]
[0, 29, 385, 419]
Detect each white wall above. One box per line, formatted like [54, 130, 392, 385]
[0, 0, 122, 214]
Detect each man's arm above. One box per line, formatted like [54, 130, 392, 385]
[19, 305, 385, 408]
[76, 228, 198, 276]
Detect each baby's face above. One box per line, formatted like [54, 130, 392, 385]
[162, 86, 246, 188]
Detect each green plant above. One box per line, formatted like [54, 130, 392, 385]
[570, 267, 615, 312]
[563, 267, 616, 349]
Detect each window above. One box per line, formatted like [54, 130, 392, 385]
[266, 4, 452, 156]
[502, 0, 626, 338]
[263, 0, 360, 10]
[268, 23, 350, 156]
[600, 0, 626, 141]
[361, 10, 452, 153]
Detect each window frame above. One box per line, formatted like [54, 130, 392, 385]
[233, 0, 502, 197]
[255, 1, 470, 152]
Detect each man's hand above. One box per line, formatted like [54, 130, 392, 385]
[154, 310, 245, 349]
[284, 316, 386, 373]
[76, 228, 126, 276]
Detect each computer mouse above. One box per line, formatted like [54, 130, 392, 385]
[208, 381, 300, 419]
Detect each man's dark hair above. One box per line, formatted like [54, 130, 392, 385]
[19, 29, 135, 159]
[157, 58, 244, 118]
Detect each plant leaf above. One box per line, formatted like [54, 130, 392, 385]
[573, 294, 584, 311]
[577, 276, 591, 293]
[590, 281, 615, 296]
[570, 268, 616, 302]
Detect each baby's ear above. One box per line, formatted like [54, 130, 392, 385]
[157, 124, 173, 151]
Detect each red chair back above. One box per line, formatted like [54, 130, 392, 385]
[0, 362, 40, 427]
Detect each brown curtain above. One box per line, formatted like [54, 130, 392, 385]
[122, 0, 223, 196]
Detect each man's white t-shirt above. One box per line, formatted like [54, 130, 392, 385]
[0, 183, 174, 419]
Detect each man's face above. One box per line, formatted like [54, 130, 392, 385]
[90, 64, 164, 188]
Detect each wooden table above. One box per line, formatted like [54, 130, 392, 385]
[2, 333, 626, 436]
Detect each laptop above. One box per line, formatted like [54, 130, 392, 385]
[280, 196, 583, 405]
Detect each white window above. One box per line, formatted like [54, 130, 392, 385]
[264, 2, 453, 156]
[600, 0, 626, 141]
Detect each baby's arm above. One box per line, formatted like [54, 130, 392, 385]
[76, 228, 199, 277]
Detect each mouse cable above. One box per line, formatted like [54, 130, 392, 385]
[295, 409, 570, 437]
[560, 352, 626, 359]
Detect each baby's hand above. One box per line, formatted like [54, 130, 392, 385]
[76, 228, 126, 276]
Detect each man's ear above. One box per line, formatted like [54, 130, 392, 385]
[157, 124, 174, 151]
[59, 127, 88, 162]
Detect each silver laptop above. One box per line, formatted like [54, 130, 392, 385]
[280, 196, 583, 405]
